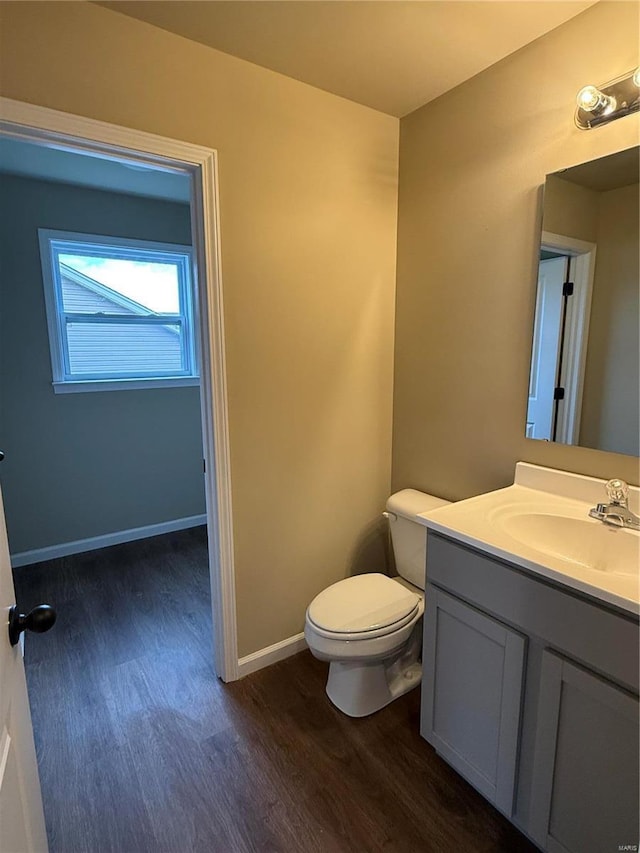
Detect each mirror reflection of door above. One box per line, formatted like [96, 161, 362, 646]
[527, 256, 568, 440]
[525, 146, 639, 456]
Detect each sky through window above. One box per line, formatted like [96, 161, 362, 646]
[60, 254, 180, 313]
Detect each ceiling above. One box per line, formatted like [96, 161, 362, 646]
[97, 1, 597, 117]
[555, 145, 640, 192]
[0, 137, 191, 202]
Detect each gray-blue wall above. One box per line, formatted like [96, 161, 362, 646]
[0, 174, 205, 555]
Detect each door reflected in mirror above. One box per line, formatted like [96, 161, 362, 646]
[526, 146, 639, 457]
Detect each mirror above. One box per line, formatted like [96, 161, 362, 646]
[526, 146, 639, 456]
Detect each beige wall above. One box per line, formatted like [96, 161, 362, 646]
[542, 174, 598, 242]
[580, 182, 640, 455]
[0, 2, 399, 657]
[394, 1, 639, 501]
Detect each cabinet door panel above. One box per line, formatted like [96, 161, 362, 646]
[530, 651, 639, 853]
[421, 587, 526, 815]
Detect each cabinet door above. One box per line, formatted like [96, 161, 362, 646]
[421, 587, 526, 815]
[530, 651, 640, 853]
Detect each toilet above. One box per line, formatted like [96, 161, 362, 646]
[304, 489, 450, 717]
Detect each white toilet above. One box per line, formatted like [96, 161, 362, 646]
[304, 489, 450, 717]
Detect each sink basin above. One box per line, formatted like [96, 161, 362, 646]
[418, 463, 640, 614]
[495, 511, 639, 576]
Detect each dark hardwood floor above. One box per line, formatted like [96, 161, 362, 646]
[14, 528, 537, 853]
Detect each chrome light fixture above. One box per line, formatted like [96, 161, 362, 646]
[575, 68, 640, 129]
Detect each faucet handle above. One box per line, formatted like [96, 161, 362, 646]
[606, 478, 628, 505]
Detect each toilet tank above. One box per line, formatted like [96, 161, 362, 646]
[385, 489, 451, 590]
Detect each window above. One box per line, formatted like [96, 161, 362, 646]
[38, 230, 198, 392]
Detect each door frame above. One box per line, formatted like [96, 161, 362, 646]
[0, 97, 239, 682]
[540, 231, 597, 446]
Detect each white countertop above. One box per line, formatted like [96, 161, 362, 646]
[417, 463, 640, 616]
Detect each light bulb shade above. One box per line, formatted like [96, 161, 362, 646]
[633, 68, 640, 87]
[576, 85, 616, 115]
[576, 85, 600, 110]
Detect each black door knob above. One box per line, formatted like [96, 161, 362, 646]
[8, 604, 56, 647]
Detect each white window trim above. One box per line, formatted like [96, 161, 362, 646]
[38, 228, 200, 392]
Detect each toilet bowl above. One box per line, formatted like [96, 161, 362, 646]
[305, 489, 450, 718]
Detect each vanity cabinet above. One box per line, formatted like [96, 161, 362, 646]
[421, 532, 640, 852]
[422, 588, 525, 814]
[529, 652, 639, 853]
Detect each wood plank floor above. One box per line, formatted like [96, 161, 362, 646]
[14, 528, 538, 853]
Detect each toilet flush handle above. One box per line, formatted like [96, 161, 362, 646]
[382, 511, 397, 521]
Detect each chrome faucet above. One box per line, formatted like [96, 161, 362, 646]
[589, 479, 640, 531]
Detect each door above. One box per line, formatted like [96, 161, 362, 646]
[421, 587, 526, 816]
[526, 256, 567, 440]
[529, 651, 639, 853]
[0, 484, 48, 853]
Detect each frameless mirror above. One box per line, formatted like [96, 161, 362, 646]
[526, 146, 639, 456]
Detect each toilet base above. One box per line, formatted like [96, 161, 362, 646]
[325, 626, 423, 717]
[326, 659, 421, 717]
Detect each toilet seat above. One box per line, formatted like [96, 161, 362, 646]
[306, 574, 420, 641]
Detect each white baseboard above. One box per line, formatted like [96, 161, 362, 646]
[237, 632, 308, 678]
[10, 514, 207, 568]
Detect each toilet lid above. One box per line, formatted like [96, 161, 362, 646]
[307, 574, 420, 635]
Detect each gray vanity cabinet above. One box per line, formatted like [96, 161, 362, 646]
[422, 587, 525, 815]
[421, 532, 640, 852]
[529, 651, 640, 853]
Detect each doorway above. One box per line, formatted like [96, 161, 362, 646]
[526, 230, 597, 445]
[0, 97, 237, 681]
[0, 98, 240, 849]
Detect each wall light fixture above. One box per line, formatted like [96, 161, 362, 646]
[575, 68, 640, 129]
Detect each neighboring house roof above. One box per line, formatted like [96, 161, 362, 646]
[59, 262, 155, 315]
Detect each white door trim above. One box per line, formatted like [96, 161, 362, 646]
[540, 231, 597, 446]
[0, 97, 239, 682]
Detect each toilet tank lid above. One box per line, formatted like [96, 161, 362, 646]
[386, 489, 450, 519]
